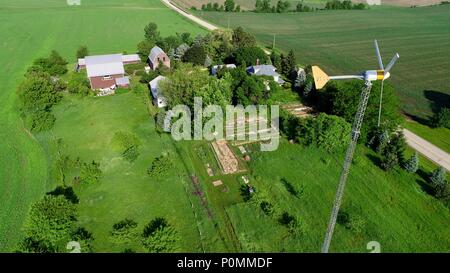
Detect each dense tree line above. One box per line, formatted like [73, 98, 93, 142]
[200, 0, 241, 12]
[325, 0, 366, 10]
[18, 52, 68, 132]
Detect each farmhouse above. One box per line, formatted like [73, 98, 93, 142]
[149, 75, 167, 108]
[77, 53, 140, 90]
[246, 64, 285, 85]
[148, 46, 170, 70]
[211, 64, 236, 76]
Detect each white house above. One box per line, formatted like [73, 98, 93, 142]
[149, 75, 167, 108]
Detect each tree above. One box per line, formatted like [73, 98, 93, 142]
[22, 195, 77, 251]
[224, 0, 235, 12]
[321, 80, 401, 143]
[17, 72, 63, 131]
[235, 75, 267, 105]
[157, 35, 183, 52]
[294, 69, 306, 90]
[276, 1, 291, 13]
[137, 39, 155, 60]
[430, 107, 450, 129]
[144, 22, 160, 41]
[182, 44, 207, 66]
[67, 72, 90, 96]
[71, 227, 94, 253]
[404, 152, 419, 173]
[159, 63, 210, 108]
[233, 46, 267, 66]
[76, 46, 89, 59]
[313, 113, 351, 152]
[174, 43, 190, 61]
[429, 167, 449, 201]
[111, 219, 139, 243]
[380, 132, 405, 171]
[194, 72, 233, 108]
[142, 218, 180, 253]
[232, 27, 257, 49]
[33, 50, 68, 76]
[270, 52, 282, 71]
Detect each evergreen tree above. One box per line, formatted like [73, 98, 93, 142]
[429, 167, 449, 201]
[404, 152, 419, 173]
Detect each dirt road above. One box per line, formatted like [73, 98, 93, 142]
[160, 0, 218, 31]
[403, 129, 450, 171]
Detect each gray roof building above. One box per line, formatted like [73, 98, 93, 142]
[148, 46, 165, 63]
[246, 65, 285, 85]
[84, 54, 125, 78]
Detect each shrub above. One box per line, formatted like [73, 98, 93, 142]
[111, 219, 139, 243]
[122, 145, 139, 163]
[142, 218, 180, 253]
[147, 154, 172, 178]
[71, 227, 94, 253]
[430, 107, 449, 129]
[80, 161, 102, 184]
[111, 131, 141, 162]
[337, 209, 365, 233]
[67, 72, 90, 96]
[260, 201, 275, 216]
[33, 50, 68, 76]
[76, 46, 89, 59]
[403, 152, 419, 173]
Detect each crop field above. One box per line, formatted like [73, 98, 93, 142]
[0, 0, 205, 251]
[173, 0, 443, 11]
[195, 5, 450, 120]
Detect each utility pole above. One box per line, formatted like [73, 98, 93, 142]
[272, 34, 276, 50]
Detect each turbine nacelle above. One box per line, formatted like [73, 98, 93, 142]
[312, 40, 399, 90]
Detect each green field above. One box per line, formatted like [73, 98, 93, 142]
[195, 5, 450, 120]
[0, 0, 205, 252]
[225, 140, 450, 252]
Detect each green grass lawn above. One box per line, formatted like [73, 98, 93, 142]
[40, 91, 209, 252]
[225, 140, 450, 252]
[0, 0, 205, 252]
[195, 5, 450, 120]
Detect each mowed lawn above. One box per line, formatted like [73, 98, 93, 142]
[227, 140, 450, 252]
[46, 93, 204, 252]
[195, 5, 450, 119]
[0, 0, 205, 252]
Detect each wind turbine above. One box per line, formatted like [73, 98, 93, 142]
[312, 40, 399, 253]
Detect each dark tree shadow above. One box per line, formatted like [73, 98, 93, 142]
[407, 90, 450, 126]
[47, 186, 79, 204]
[424, 90, 450, 113]
[366, 153, 382, 169]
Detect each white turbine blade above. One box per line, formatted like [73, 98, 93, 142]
[374, 40, 384, 70]
[385, 53, 400, 73]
